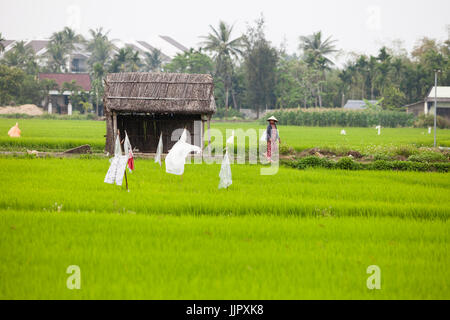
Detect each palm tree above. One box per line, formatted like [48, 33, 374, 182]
[86, 27, 113, 68]
[46, 41, 67, 72]
[127, 49, 141, 72]
[299, 31, 337, 68]
[1, 40, 38, 74]
[109, 47, 141, 72]
[47, 31, 68, 72]
[109, 48, 127, 72]
[62, 27, 84, 72]
[85, 28, 113, 115]
[92, 62, 105, 116]
[46, 28, 83, 72]
[299, 31, 337, 107]
[200, 21, 244, 110]
[144, 49, 163, 72]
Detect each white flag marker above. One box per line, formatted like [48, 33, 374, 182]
[219, 149, 232, 189]
[155, 133, 163, 166]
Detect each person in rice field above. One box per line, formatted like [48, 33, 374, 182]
[265, 116, 281, 162]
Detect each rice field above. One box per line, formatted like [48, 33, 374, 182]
[0, 118, 449, 299]
[1, 211, 448, 300]
[1, 118, 450, 153]
[0, 157, 449, 299]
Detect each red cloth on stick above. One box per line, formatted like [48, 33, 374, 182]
[127, 150, 135, 171]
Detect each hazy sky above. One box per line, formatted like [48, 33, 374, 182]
[1, 0, 449, 65]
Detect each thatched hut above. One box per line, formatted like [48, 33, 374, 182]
[104, 72, 216, 154]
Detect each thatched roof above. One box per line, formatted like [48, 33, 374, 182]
[104, 72, 216, 114]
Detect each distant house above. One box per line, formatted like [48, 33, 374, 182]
[1, 35, 188, 72]
[343, 100, 378, 110]
[404, 86, 450, 120]
[38, 73, 92, 115]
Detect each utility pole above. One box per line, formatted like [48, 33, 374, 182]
[433, 70, 441, 147]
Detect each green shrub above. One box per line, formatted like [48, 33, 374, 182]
[414, 114, 450, 129]
[431, 163, 450, 173]
[371, 160, 393, 171]
[373, 153, 391, 161]
[408, 152, 447, 163]
[284, 157, 450, 172]
[336, 157, 359, 170]
[297, 156, 333, 168]
[394, 145, 417, 158]
[279, 143, 295, 155]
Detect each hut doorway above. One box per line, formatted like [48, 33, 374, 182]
[116, 113, 202, 153]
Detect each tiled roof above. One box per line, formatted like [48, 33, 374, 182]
[25, 40, 49, 54]
[0, 40, 15, 48]
[159, 35, 188, 52]
[38, 73, 91, 91]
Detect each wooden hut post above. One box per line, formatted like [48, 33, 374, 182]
[207, 114, 211, 151]
[201, 114, 207, 150]
[105, 112, 113, 154]
[113, 111, 117, 139]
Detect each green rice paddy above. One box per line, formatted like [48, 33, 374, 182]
[0, 118, 449, 299]
[1, 118, 450, 153]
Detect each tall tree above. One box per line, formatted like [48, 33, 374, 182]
[109, 47, 141, 72]
[1, 40, 38, 75]
[62, 27, 84, 72]
[299, 31, 337, 68]
[86, 27, 113, 69]
[243, 16, 278, 117]
[144, 49, 163, 72]
[86, 28, 113, 115]
[46, 27, 83, 72]
[164, 48, 213, 74]
[200, 20, 244, 109]
[299, 31, 337, 107]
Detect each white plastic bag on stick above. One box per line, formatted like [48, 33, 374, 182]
[114, 155, 129, 186]
[104, 134, 128, 185]
[226, 130, 235, 144]
[260, 130, 267, 142]
[155, 133, 163, 166]
[165, 129, 201, 175]
[219, 149, 232, 189]
[104, 156, 119, 184]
